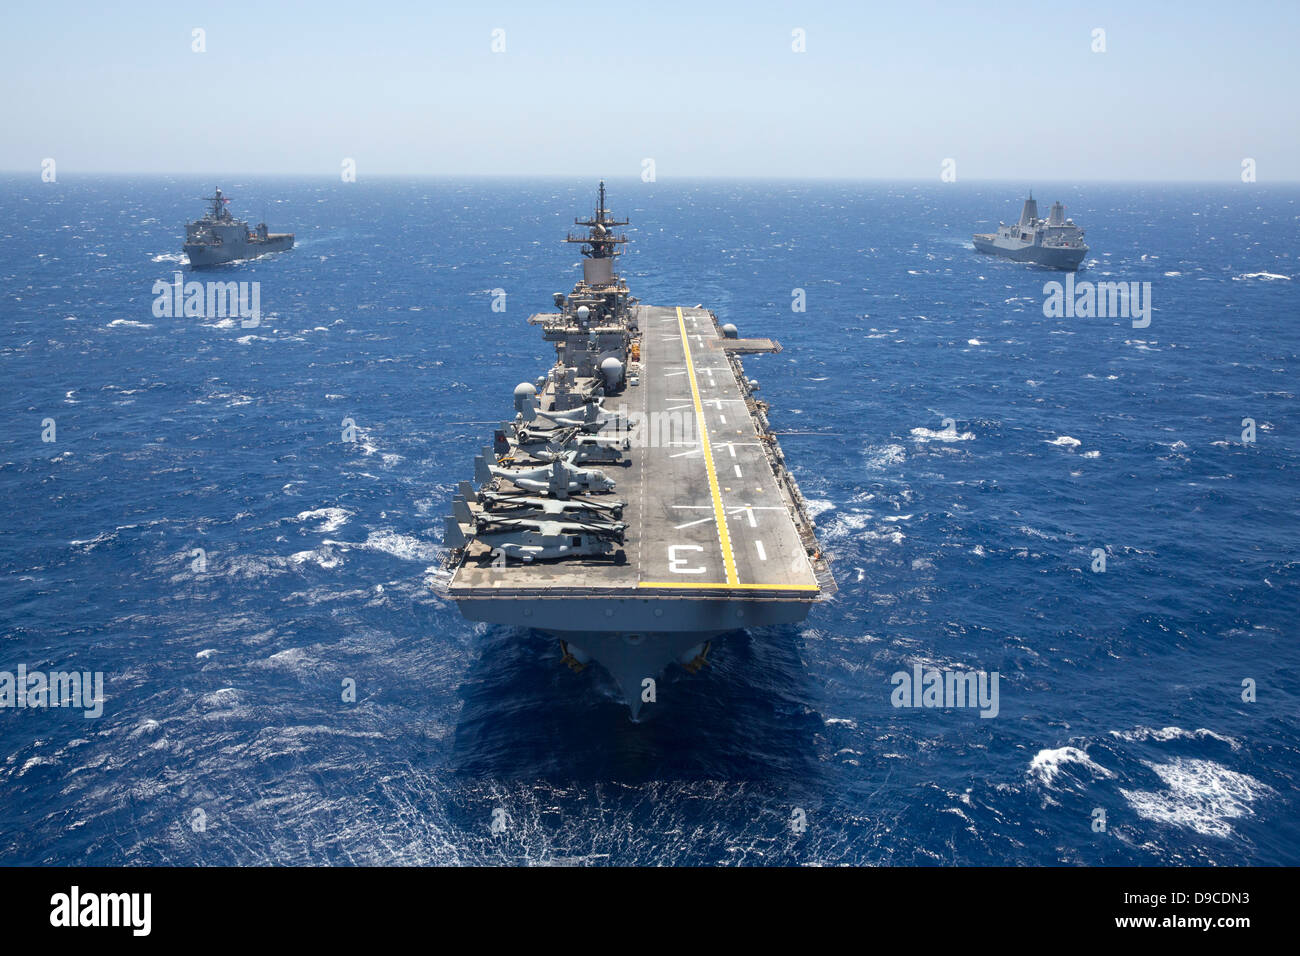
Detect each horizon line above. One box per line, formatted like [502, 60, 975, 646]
[4, 170, 1297, 186]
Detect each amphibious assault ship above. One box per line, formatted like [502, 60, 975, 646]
[441, 182, 834, 717]
[973, 194, 1088, 270]
[183, 188, 294, 267]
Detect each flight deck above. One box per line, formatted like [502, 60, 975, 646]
[448, 304, 824, 600]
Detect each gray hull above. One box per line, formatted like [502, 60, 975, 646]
[454, 592, 814, 719]
[972, 235, 1085, 270]
[185, 234, 294, 267]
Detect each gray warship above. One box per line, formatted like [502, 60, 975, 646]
[973, 194, 1088, 270]
[440, 182, 835, 717]
[183, 188, 294, 267]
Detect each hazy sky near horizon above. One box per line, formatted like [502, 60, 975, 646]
[4, 0, 1297, 182]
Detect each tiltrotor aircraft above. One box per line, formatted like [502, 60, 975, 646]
[532, 398, 630, 433]
[444, 499, 624, 563]
[474, 449, 616, 498]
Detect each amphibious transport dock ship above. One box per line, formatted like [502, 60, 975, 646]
[973, 194, 1088, 270]
[183, 188, 294, 267]
[441, 182, 834, 717]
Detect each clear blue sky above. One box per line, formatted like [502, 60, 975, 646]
[4, 0, 1297, 180]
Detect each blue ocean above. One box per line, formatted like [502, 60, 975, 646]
[0, 176, 1296, 865]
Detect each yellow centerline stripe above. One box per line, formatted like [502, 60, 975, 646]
[677, 306, 738, 585]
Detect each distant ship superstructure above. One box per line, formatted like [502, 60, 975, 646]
[183, 188, 294, 267]
[441, 182, 834, 717]
[973, 194, 1088, 270]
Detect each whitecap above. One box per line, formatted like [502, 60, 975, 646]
[295, 507, 352, 533]
[1028, 746, 1115, 788]
[325, 530, 440, 562]
[1119, 758, 1271, 838]
[864, 443, 905, 470]
[289, 548, 343, 570]
[803, 498, 834, 519]
[1109, 726, 1240, 750]
[910, 427, 974, 443]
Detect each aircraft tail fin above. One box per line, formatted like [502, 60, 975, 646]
[443, 515, 467, 549]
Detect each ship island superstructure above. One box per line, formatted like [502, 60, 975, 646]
[441, 182, 834, 717]
[973, 193, 1088, 270]
[183, 188, 294, 267]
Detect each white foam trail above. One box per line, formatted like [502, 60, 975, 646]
[1120, 758, 1271, 838]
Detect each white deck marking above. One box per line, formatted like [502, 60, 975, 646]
[755, 541, 767, 561]
[733, 464, 743, 478]
[674, 515, 716, 530]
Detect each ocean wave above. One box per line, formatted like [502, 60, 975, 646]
[289, 548, 343, 570]
[804, 498, 835, 519]
[1046, 436, 1081, 448]
[223, 548, 344, 579]
[1119, 758, 1271, 838]
[1028, 746, 1115, 789]
[200, 687, 240, 711]
[324, 530, 440, 562]
[69, 530, 118, 552]
[862, 528, 905, 545]
[909, 427, 973, 444]
[864, 443, 905, 471]
[294, 507, 353, 533]
[1109, 726, 1240, 751]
